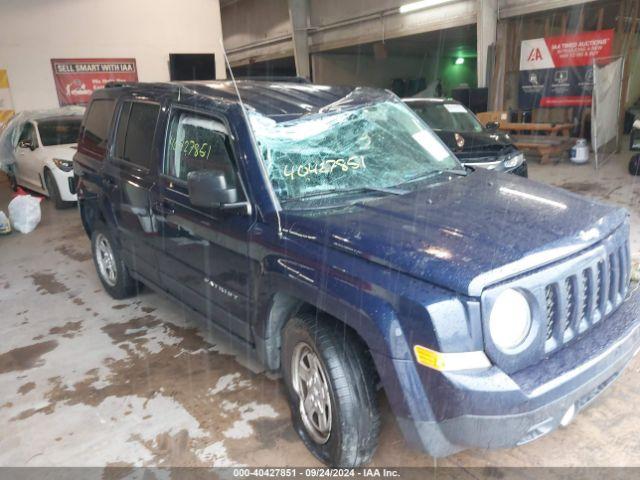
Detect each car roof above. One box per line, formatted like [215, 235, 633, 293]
[101, 80, 357, 118]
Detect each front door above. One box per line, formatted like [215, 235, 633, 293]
[15, 122, 45, 190]
[156, 106, 254, 340]
[103, 99, 163, 286]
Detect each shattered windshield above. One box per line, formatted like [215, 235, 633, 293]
[249, 94, 460, 203]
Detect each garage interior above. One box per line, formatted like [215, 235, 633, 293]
[2, 0, 640, 472]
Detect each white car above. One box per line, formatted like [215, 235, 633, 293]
[8, 114, 82, 208]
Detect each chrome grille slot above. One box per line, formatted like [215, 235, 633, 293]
[609, 253, 618, 304]
[595, 260, 604, 319]
[545, 285, 557, 340]
[564, 277, 576, 331]
[579, 269, 590, 324]
[619, 241, 630, 296]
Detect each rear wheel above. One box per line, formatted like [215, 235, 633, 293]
[44, 170, 72, 209]
[91, 223, 139, 299]
[629, 154, 640, 176]
[282, 312, 380, 467]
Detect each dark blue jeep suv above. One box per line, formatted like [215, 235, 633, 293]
[74, 81, 640, 467]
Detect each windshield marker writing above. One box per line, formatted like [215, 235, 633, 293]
[283, 156, 366, 180]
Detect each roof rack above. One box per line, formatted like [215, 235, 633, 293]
[234, 76, 309, 84]
[104, 81, 199, 96]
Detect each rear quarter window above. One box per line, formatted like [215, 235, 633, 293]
[80, 99, 116, 157]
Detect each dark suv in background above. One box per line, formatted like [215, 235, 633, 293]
[404, 97, 527, 177]
[74, 81, 640, 467]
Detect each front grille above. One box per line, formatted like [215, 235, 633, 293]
[544, 240, 630, 351]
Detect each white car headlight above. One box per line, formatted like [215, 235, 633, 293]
[489, 289, 532, 350]
[503, 152, 524, 169]
[53, 158, 73, 172]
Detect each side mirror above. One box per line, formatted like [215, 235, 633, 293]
[19, 139, 36, 150]
[485, 121, 500, 132]
[187, 170, 240, 209]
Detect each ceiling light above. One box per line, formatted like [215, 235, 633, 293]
[455, 57, 465, 65]
[399, 0, 456, 14]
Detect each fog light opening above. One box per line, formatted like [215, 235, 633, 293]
[560, 404, 576, 427]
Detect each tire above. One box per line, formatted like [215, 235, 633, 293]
[91, 222, 139, 299]
[7, 172, 18, 192]
[629, 154, 640, 176]
[44, 170, 72, 209]
[282, 312, 380, 467]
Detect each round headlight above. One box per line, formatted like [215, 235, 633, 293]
[489, 289, 532, 350]
[503, 152, 524, 168]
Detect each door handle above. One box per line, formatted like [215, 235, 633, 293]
[152, 200, 175, 216]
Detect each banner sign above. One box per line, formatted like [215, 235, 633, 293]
[0, 69, 14, 127]
[51, 58, 138, 106]
[518, 30, 614, 108]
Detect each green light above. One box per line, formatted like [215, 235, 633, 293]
[455, 57, 465, 65]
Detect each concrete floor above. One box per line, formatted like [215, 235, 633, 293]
[2, 149, 640, 468]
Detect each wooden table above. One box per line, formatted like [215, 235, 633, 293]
[511, 134, 575, 165]
[499, 122, 574, 137]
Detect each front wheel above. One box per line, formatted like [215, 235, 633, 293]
[282, 312, 380, 467]
[91, 223, 139, 299]
[44, 170, 73, 209]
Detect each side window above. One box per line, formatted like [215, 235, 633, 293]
[113, 101, 159, 169]
[82, 99, 116, 156]
[164, 110, 238, 189]
[19, 123, 37, 146]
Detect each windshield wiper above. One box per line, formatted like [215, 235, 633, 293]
[395, 167, 467, 187]
[286, 185, 409, 202]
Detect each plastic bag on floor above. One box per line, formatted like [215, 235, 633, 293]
[0, 210, 10, 234]
[8, 195, 41, 234]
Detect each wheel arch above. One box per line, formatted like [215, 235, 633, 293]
[258, 290, 380, 384]
[42, 165, 53, 193]
[79, 196, 106, 238]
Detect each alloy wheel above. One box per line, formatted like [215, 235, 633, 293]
[95, 233, 117, 287]
[291, 342, 332, 444]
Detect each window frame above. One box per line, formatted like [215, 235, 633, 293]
[110, 98, 161, 172]
[160, 104, 247, 203]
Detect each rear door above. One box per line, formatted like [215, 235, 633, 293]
[155, 105, 254, 339]
[104, 99, 163, 285]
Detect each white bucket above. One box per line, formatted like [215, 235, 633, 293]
[570, 139, 589, 164]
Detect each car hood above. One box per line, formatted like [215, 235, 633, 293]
[434, 130, 514, 160]
[42, 144, 77, 161]
[282, 170, 626, 296]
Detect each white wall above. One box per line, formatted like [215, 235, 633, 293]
[0, 0, 226, 111]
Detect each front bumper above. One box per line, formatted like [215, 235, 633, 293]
[375, 287, 640, 457]
[49, 167, 77, 202]
[462, 159, 528, 177]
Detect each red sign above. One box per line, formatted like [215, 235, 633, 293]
[519, 30, 614, 108]
[51, 58, 138, 106]
[547, 30, 614, 67]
